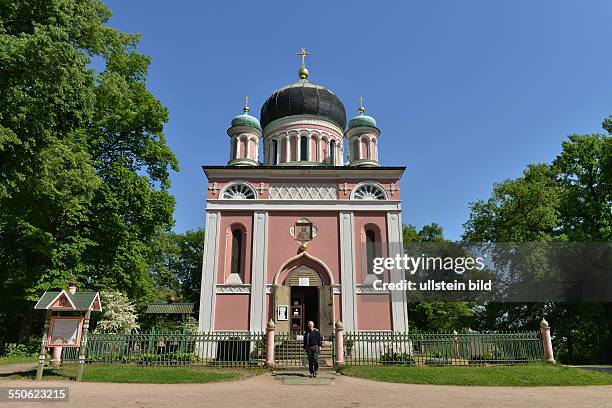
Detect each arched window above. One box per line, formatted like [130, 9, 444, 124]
[365, 228, 377, 275]
[300, 136, 308, 161]
[353, 140, 360, 160]
[232, 139, 238, 160]
[330, 140, 336, 165]
[222, 183, 256, 199]
[230, 228, 243, 276]
[271, 140, 278, 165]
[353, 183, 386, 200]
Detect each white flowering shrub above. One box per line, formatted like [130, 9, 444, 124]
[95, 290, 140, 334]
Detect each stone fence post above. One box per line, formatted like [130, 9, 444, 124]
[266, 319, 275, 368]
[540, 318, 556, 364]
[335, 320, 344, 366]
[452, 330, 459, 359]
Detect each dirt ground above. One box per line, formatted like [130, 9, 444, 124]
[1, 365, 611, 408]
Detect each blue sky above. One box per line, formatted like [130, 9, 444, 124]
[104, 0, 612, 240]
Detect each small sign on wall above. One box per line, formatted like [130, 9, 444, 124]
[277, 305, 288, 321]
[298, 277, 309, 286]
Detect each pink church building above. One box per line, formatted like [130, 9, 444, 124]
[198, 56, 408, 337]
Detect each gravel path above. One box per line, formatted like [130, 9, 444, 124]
[1, 370, 612, 408]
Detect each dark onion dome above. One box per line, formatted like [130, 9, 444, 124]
[260, 79, 347, 130]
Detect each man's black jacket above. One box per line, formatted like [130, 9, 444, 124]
[303, 328, 323, 348]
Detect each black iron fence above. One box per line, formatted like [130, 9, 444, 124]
[58, 330, 544, 368]
[341, 331, 544, 366]
[61, 331, 265, 367]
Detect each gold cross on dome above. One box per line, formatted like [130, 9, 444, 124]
[297, 48, 311, 68]
[243, 96, 249, 113]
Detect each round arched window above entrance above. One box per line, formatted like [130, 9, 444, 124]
[352, 183, 386, 200]
[222, 183, 256, 199]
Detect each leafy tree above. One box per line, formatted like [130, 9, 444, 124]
[148, 228, 204, 310]
[462, 132, 612, 363]
[403, 223, 476, 332]
[0, 0, 177, 343]
[171, 229, 205, 310]
[94, 290, 140, 334]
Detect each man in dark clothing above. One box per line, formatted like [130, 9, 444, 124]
[303, 320, 323, 378]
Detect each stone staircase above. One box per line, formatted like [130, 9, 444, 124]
[272, 339, 334, 369]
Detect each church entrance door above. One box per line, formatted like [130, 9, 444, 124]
[290, 286, 319, 334]
[273, 262, 334, 337]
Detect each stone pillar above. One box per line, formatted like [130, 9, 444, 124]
[540, 318, 556, 364]
[339, 212, 357, 331]
[266, 319, 275, 368]
[335, 320, 344, 366]
[198, 211, 221, 333]
[250, 211, 269, 333]
[387, 211, 409, 332]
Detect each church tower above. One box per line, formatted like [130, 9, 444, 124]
[199, 50, 408, 337]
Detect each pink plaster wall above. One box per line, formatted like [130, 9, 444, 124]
[290, 137, 297, 161]
[281, 139, 287, 162]
[217, 212, 253, 284]
[266, 212, 340, 285]
[356, 294, 392, 330]
[321, 143, 327, 163]
[214, 294, 250, 330]
[310, 136, 317, 161]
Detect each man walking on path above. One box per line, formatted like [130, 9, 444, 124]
[303, 320, 323, 378]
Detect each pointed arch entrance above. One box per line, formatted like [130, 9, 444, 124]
[273, 252, 334, 337]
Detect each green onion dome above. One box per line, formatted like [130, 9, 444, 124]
[348, 113, 377, 129]
[231, 112, 262, 130]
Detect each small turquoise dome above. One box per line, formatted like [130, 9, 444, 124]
[348, 113, 377, 129]
[231, 113, 262, 130]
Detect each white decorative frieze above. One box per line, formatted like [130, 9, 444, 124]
[216, 284, 251, 294]
[269, 184, 338, 200]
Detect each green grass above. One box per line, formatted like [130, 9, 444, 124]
[336, 364, 612, 386]
[2, 364, 266, 384]
[0, 355, 37, 365]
